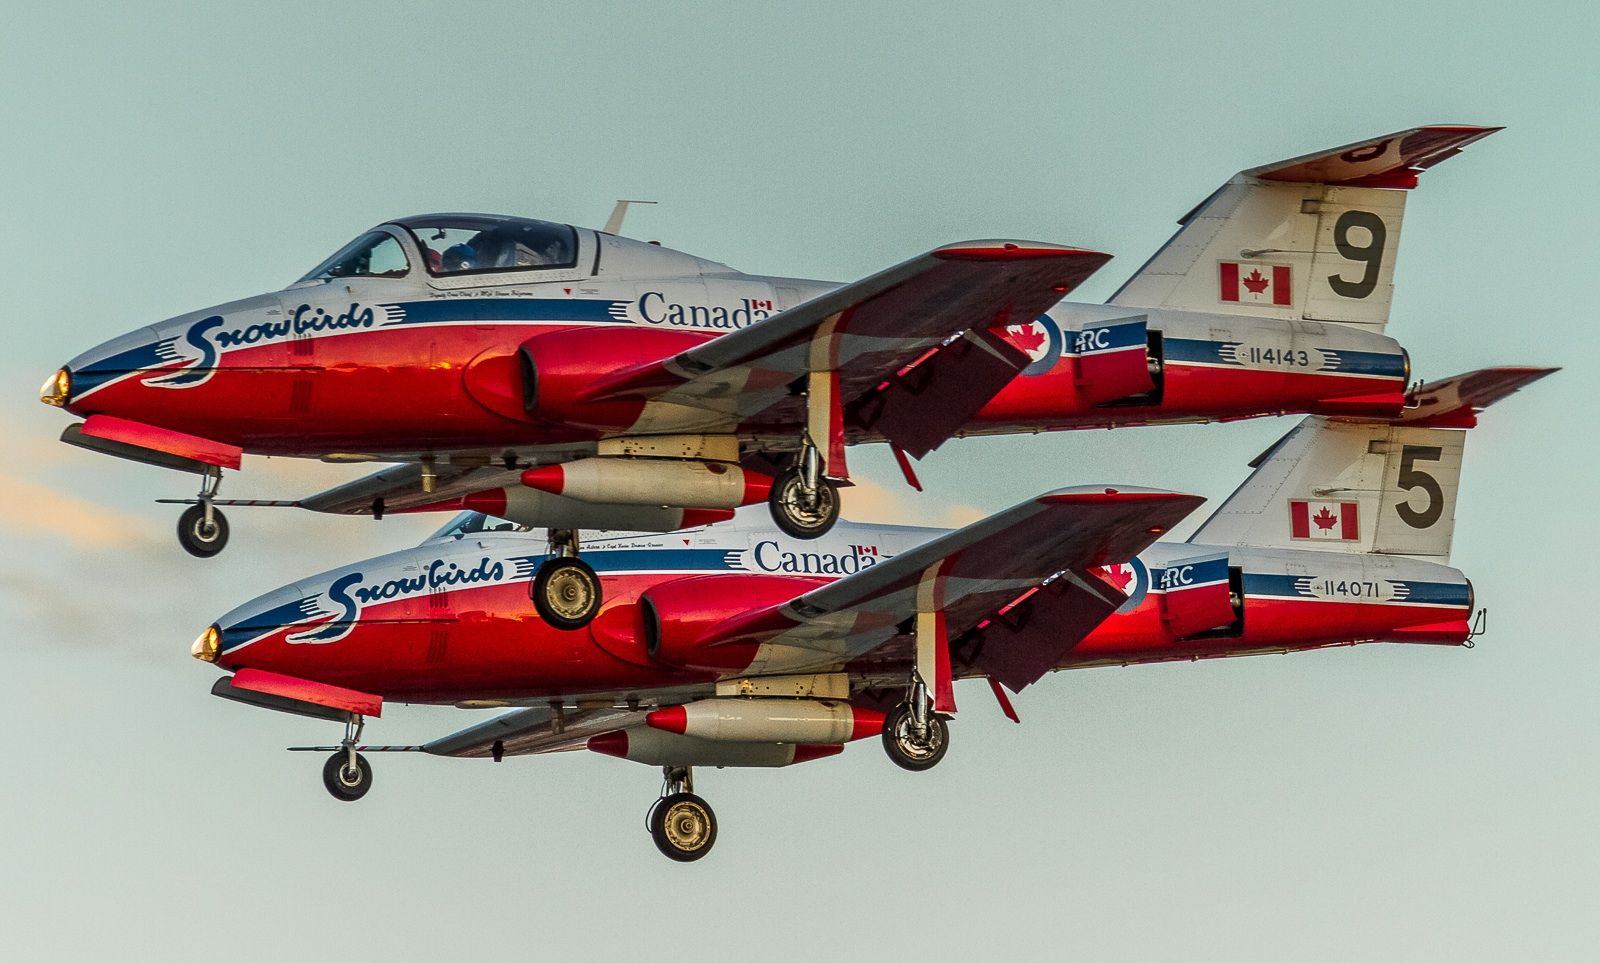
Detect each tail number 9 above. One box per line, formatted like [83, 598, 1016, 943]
[1327, 210, 1387, 300]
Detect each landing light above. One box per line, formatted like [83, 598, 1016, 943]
[39, 368, 71, 407]
[191, 625, 221, 663]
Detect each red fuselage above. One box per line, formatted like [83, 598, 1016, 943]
[208, 527, 1472, 704]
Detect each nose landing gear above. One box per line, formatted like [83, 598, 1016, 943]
[320, 714, 372, 802]
[531, 528, 602, 629]
[322, 750, 372, 801]
[176, 467, 229, 558]
[647, 766, 717, 862]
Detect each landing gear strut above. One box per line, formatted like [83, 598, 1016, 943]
[768, 442, 840, 540]
[647, 766, 716, 862]
[882, 679, 949, 772]
[177, 467, 229, 558]
[531, 528, 601, 629]
[321, 714, 372, 802]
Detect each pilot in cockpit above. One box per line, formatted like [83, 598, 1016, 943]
[441, 242, 478, 272]
[429, 511, 531, 541]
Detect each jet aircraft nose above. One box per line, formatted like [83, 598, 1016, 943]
[38, 366, 72, 408]
[51, 323, 170, 417]
[192, 624, 222, 663]
[202, 580, 317, 670]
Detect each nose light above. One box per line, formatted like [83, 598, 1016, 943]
[191, 625, 221, 663]
[39, 367, 71, 407]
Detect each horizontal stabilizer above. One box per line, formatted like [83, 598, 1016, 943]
[1191, 367, 1551, 559]
[1248, 125, 1501, 190]
[1393, 366, 1558, 427]
[1111, 125, 1501, 331]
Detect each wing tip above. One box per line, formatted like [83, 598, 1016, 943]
[1039, 486, 1203, 507]
[934, 241, 1112, 263]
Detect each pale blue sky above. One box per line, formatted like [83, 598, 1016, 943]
[2, 2, 1595, 959]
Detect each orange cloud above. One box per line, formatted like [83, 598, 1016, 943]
[840, 476, 983, 528]
[0, 472, 158, 549]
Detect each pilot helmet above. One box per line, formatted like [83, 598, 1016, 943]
[442, 243, 477, 271]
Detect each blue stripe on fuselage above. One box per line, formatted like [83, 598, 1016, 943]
[1163, 338, 1405, 378]
[379, 298, 622, 326]
[1243, 573, 1470, 607]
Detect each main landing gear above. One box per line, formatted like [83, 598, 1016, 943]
[531, 528, 602, 629]
[648, 766, 717, 862]
[176, 467, 229, 558]
[881, 680, 949, 772]
[321, 714, 372, 802]
[768, 442, 840, 540]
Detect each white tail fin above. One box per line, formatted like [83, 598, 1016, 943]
[1190, 367, 1554, 560]
[1110, 126, 1500, 333]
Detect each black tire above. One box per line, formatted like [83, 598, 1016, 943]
[881, 702, 950, 772]
[321, 751, 372, 802]
[177, 504, 229, 558]
[532, 556, 602, 630]
[768, 467, 840, 540]
[649, 792, 717, 862]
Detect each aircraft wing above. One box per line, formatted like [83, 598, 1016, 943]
[699, 486, 1204, 691]
[297, 699, 672, 759]
[294, 462, 518, 515]
[577, 241, 1111, 458]
[420, 703, 647, 758]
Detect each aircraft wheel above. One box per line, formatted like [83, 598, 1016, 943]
[649, 792, 717, 862]
[768, 468, 840, 540]
[532, 557, 602, 630]
[322, 751, 372, 802]
[177, 504, 229, 558]
[882, 703, 949, 772]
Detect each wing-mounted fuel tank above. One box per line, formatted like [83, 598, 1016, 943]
[451, 486, 733, 534]
[586, 695, 885, 768]
[587, 728, 845, 768]
[645, 697, 884, 744]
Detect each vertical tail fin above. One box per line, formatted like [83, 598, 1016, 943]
[1110, 126, 1501, 333]
[1189, 367, 1554, 560]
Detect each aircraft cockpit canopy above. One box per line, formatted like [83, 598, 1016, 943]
[398, 214, 579, 276]
[426, 511, 532, 543]
[296, 214, 583, 285]
[298, 231, 411, 282]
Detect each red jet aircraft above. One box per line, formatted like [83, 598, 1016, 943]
[48, 125, 1496, 631]
[191, 367, 1550, 860]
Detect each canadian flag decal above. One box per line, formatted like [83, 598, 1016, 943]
[1289, 500, 1359, 541]
[1220, 261, 1292, 306]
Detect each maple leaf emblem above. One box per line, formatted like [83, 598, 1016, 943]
[1241, 268, 1271, 296]
[1097, 563, 1135, 593]
[1007, 322, 1048, 356]
[1312, 506, 1339, 531]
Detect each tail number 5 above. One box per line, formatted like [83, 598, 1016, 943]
[1395, 445, 1444, 529]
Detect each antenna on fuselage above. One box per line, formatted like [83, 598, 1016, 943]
[603, 199, 657, 236]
